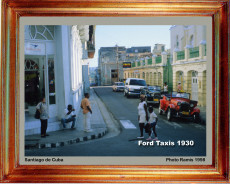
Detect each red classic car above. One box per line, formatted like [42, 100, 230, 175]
[159, 92, 200, 123]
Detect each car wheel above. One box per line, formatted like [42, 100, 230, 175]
[193, 113, 200, 123]
[167, 108, 172, 121]
[158, 104, 162, 115]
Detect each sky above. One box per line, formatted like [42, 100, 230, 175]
[88, 25, 172, 67]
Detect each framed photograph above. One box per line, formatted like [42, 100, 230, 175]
[1, 0, 229, 182]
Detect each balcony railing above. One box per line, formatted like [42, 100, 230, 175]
[147, 59, 152, 65]
[137, 61, 141, 66]
[177, 51, 185, 60]
[131, 62, 136, 67]
[189, 46, 199, 58]
[155, 56, 162, 64]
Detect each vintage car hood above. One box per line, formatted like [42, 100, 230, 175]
[171, 98, 190, 103]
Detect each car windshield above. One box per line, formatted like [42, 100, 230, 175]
[129, 79, 146, 86]
[148, 86, 161, 91]
[115, 82, 124, 86]
[171, 92, 190, 99]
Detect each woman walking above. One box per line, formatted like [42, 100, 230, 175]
[146, 106, 158, 141]
[36, 97, 49, 138]
[137, 94, 148, 139]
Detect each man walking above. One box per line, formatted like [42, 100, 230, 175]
[61, 104, 76, 129]
[81, 93, 93, 132]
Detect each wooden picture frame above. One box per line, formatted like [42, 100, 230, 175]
[1, 0, 229, 182]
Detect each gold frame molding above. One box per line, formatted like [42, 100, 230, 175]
[1, 0, 229, 182]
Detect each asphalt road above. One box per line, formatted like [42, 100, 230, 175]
[26, 87, 206, 157]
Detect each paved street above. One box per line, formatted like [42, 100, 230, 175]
[26, 87, 206, 156]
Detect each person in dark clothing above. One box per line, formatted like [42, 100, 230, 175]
[36, 97, 49, 138]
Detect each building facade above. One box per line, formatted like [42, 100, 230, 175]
[24, 25, 95, 135]
[171, 25, 207, 106]
[123, 45, 171, 90]
[124, 25, 207, 107]
[98, 46, 126, 85]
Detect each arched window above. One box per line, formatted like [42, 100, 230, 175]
[29, 26, 54, 40]
[25, 59, 39, 71]
[142, 72, 145, 79]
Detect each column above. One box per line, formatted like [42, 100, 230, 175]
[152, 55, 156, 65]
[184, 46, 190, 61]
[161, 52, 168, 65]
[173, 48, 179, 64]
[172, 70, 177, 91]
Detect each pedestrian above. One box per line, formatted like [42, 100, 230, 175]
[36, 97, 49, 138]
[61, 104, 76, 129]
[137, 94, 148, 139]
[163, 82, 168, 93]
[80, 93, 93, 132]
[146, 106, 158, 141]
[177, 82, 182, 92]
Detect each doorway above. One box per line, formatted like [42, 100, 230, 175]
[25, 57, 45, 110]
[191, 71, 198, 101]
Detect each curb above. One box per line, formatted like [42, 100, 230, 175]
[93, 88, 122, 133]
[25, 129, 107, 150]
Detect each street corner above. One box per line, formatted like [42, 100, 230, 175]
[25, 128, 108, 150]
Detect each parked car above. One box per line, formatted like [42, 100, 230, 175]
[124, 78, 147, 98]
[140, 86, 161, 106]
[112, 82, 125, 92]
[159, 92, 200, 123]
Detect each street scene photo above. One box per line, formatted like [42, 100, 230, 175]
[24, 25, 207, 158]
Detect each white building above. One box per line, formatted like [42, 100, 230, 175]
[24, 25, 95, 135]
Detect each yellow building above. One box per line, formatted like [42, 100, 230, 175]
[124, 25, 207, 107]
[124, 52, 168, 89]
[171, 25, 207, 106]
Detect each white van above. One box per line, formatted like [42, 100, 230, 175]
[124, 78, 147, 98]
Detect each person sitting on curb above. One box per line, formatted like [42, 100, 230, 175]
[61, 104, 76, 129]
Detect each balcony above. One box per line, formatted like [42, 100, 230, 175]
[87, 41, 95, 58]
[177, 51, 185, 60]
[173, 44, 206, 64]
[147, 59, 152, 65]
[155, 56, 162, 64]
[189, 46, 199, 58]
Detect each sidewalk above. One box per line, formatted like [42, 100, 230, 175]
[25, 89, 108, 149]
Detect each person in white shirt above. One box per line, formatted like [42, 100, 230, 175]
[137, 94, 148, 139]
[146, 106, 158, 141]
[61, 104, 76, 129]
[163, 82, 168, 93]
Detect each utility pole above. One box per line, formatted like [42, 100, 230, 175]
[116, 44, 119, 82]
